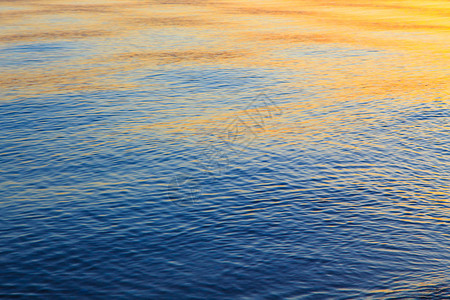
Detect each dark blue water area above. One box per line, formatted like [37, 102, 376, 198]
[1, 80, 449, 299]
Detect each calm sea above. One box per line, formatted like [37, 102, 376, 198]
[1, 0, 449, 298]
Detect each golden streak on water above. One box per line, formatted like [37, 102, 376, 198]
[0, 0, 448, 117]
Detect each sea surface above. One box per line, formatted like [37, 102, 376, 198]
[1, 0, 449, 298]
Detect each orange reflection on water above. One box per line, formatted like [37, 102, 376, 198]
[0, 0, 448, 102]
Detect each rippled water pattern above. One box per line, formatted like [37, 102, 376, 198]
[1, 0, 449, 298]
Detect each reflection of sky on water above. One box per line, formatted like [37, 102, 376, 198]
[0, 0, 449, 298]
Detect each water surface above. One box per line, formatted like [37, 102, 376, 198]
[1, 0, 449, 298]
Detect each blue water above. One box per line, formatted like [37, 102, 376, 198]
[1, 1, 450, 299]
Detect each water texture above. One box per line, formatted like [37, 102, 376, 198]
[1, 0, 449, 298]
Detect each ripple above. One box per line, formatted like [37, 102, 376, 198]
[1, 0, 449, 298]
